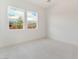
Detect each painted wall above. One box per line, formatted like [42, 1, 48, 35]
[45, 0, 78, 45]
[0, 0, 46, 47]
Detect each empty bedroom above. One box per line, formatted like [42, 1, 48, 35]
[0, 0, 78, 59]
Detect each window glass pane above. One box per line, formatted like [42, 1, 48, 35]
[8, 6, 25, 29]
[27, 10, 38, 29]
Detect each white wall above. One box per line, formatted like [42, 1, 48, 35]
[0, 0, 46, 47]
[45, 0, 78, 45]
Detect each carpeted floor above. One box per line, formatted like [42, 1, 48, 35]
[0, 39, 77, 59]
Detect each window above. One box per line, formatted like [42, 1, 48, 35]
[27, 10, 38, 29]
[8, 6, 38, 30]
[8, 6, 25, 29]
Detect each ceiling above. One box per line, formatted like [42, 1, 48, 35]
[25, 0, 54, 8]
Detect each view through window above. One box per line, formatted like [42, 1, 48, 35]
[27, 10, 38, 29]
[8, 6, 25, 29]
